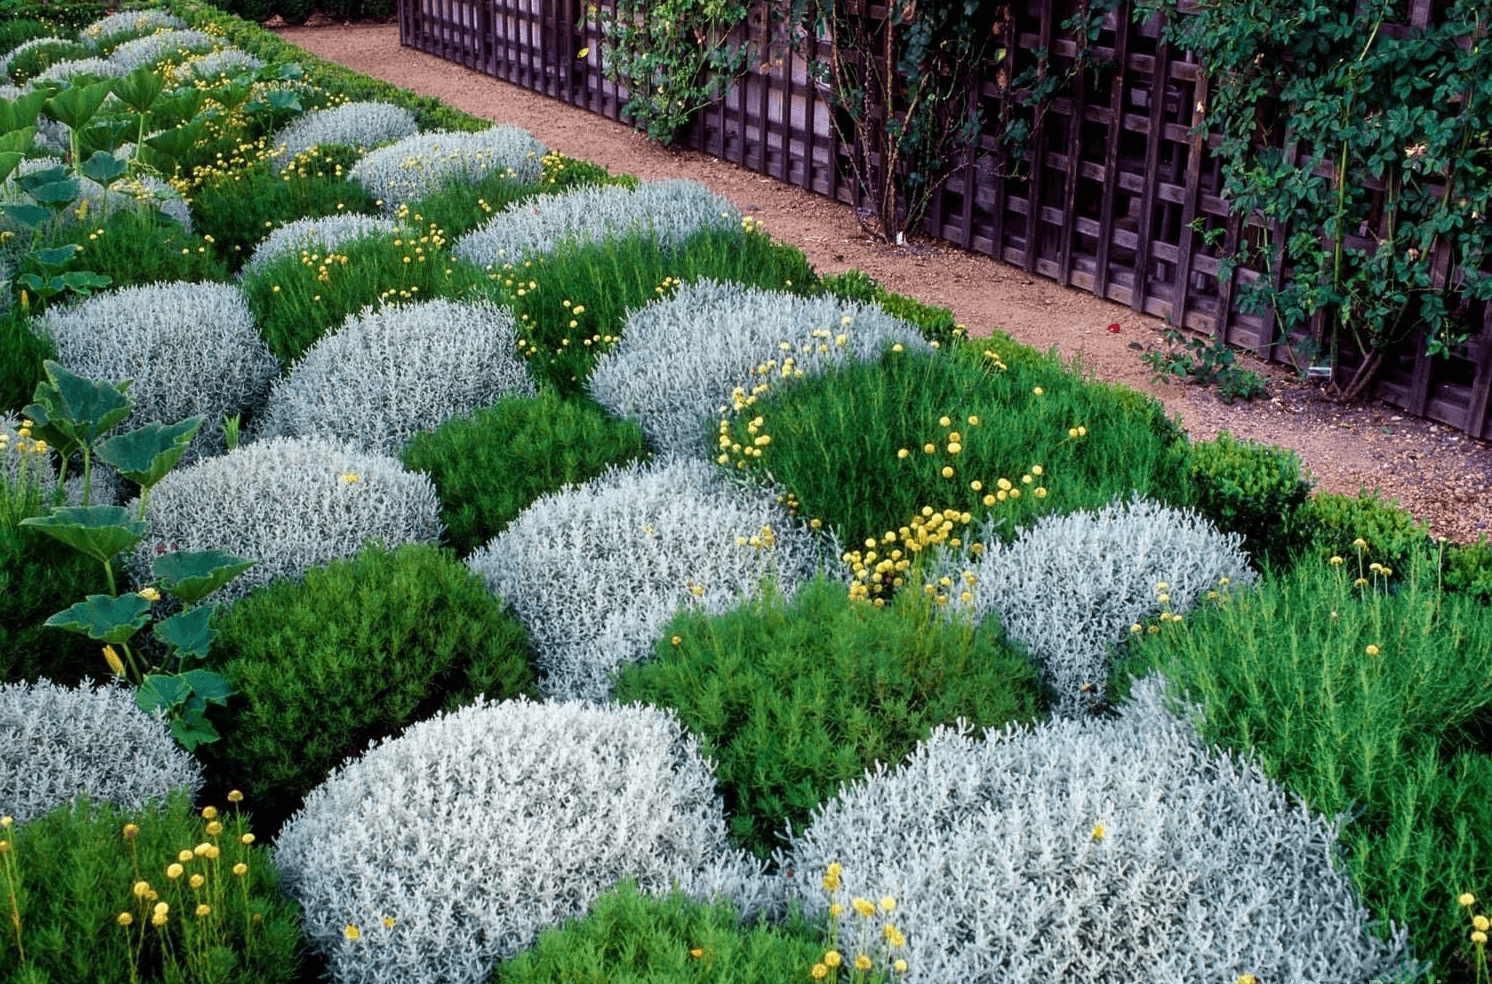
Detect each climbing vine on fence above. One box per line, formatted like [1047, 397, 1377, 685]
[1137, 0, 1492, 401]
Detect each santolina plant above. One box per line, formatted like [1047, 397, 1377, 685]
[268, 99, 418, 171]
[588, 278, 926, 456]
[275, 697, 776, 984]
[239, 213, 405, 275]
[466, 456, 824, 702]
[251, 297, 536, 454]
[781, 676, 1416, 984]
[349, 126, 547, 213]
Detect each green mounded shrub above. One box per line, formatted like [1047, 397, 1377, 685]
[613, 575, 1044, 858]
[1114, 553, 1492, 978]
[206, 542, 536, 830]
[490, 880, 824, 984]
[818, 267, 963, 348]
[0, 18, 53, 57]
[718, 342, 1188, 554]
[487, 225, 817, 395]
[536, 151, 638, 196]
[0, 307, 52, 415]
[0, 790, 303, 984]
[46, 209, 231, 289]
[401, 389, 649, 556]
[1445, 535, 1492, 602]
[240, 226, 491, 365]
[190, 146, 378, 271]
[401, 166, 547, 242]
[1296, 486, 1434, 577]
[1180, 430, 1314, 569]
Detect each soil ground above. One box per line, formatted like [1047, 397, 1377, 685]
[275, 23, 1492, 544]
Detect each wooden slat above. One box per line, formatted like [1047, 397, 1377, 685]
[1092, 1, 1130, 298]
[1170, 65, 1207, 332]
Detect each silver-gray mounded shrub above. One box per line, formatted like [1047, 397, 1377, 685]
[0, 37, 80, 82]
[81, 10, 186, 48]
[240, 213, 405, 275]
[269, 101, 419, 172]
[945, 494, 1256, 718]
[252, 299, 537, 454]
[106, 29, 216, 73]
[38, 281, 278, 463]
[275, 696, 776, 984]
[176, 47, 264, 81]
[32, 56, 126, 83]
[452, 179, 740, 267]
[349, 126, 547, 213]
[131, 435, 443, 600]
[780, 676, 1417, 984]
[0, 678, 204, 825]
[1, 413, 59, 503]
[466, 457, 823, 702]
[589, 279, 927, 455]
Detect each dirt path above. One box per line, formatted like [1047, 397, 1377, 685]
[276, 23, 1492, 543]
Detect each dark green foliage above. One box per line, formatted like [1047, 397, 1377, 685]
[488, 225, 818, 395]
[614, 576, 1044, 858]
[0, 307, 53, 414]
[402, 167, 546, 242]
[491, 880, 823, 984]
[0, 0, 106, 29]
[1296, 487, 1433, 577]
[1444, 535, 1492, 603]
[240, 228, 491, 364]
[0, 488, 109, 685]
[190, 149, 378, 271]
[1181, 431, 1314, 570]
[401, 390, 649, 556]
[0, 17, 53, 56]
[1115, 556, 1492, 978]
[206, 542, 537, 832]
[818, 267, 962, 348]
[723, 342, 1187, 552]
[2, 37, 91, 83]
[0, 791, 303, 984]
[46, 208, 232, 288]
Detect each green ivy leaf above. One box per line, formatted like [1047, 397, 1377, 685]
[137, 672, 190, 713]
[181, 668, 233, 705]
[153, 606, 216, 662]
[111, 65, 164, 115]
[43, 78, 114, 133]
[44, 592, 151, 645]
[24, 360, 135, 454]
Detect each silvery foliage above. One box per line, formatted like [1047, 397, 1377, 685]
[176, 47, 264, 80]
[781, 676, 1418, 984]
[81, 10, 186, 48]
[0, 679, 204, 825]
[131, 436, 443, 601]
[454, 179, 739, 266]
[241, 213, 405, 275]
[32, 56, 127, 83]
[275, 696, 778, 984]
[0, 413, 58, 502]
[0, 37, 82, 82]
[349, 126, 546, 213]
[941, 493, 1256, 718]
[269, 101, 419, 172]
[590, 279, 927, 455]
[467, 457, 823, 702]
[107, 29, 217, 73]
[253, 299, 537, 454]
[38, 282, 278, 463]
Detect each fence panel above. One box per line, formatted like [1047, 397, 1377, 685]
[397, 0, 1492, 440]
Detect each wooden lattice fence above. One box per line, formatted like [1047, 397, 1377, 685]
[396, 0, 1492, 440]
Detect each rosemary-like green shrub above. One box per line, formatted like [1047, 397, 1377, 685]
[47, 209, 231, 289]
[400, 389, 649, 557]
[205, 542, 536, 832]
[0, 306, 52, 414]
[268, 100, 418, 171]
[349, 126, 546, 213]
[1116, 552, 1492, 977]
[614, 574, 1043, 858]
[719, 341, 1187, 554]
[492, 881, 822, 984]
[0, 791, 302, 983]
